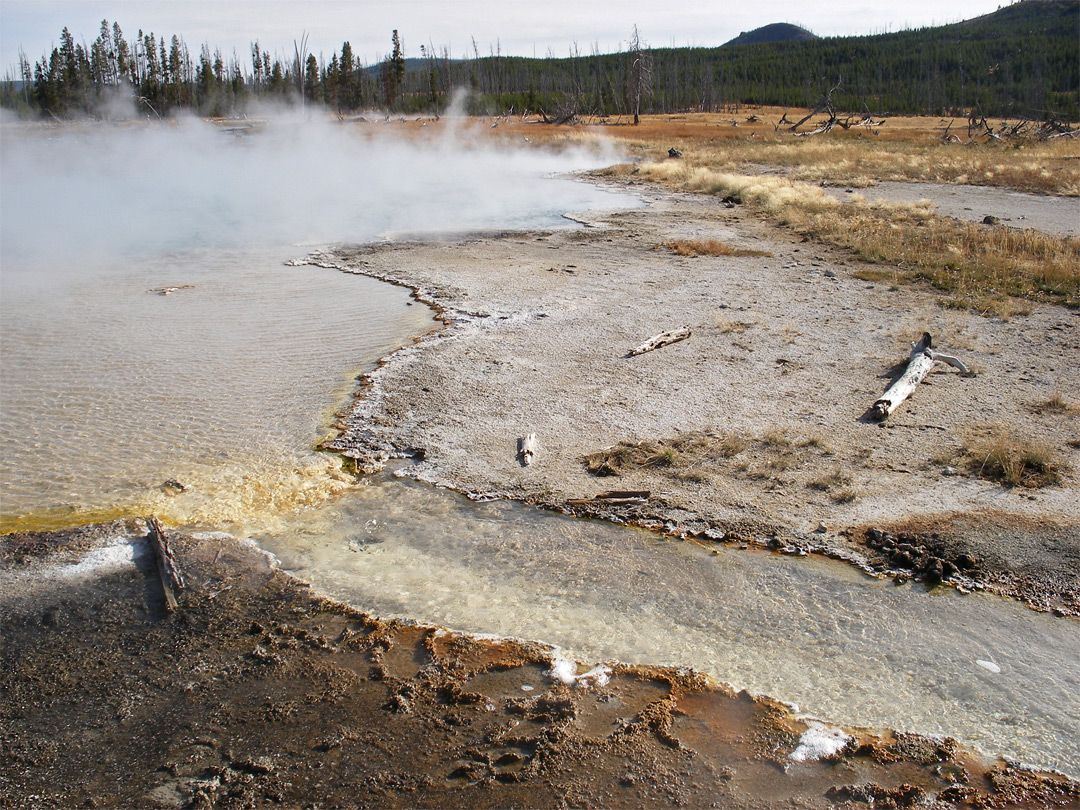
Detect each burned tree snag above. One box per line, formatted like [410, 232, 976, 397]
[871, 333, 971, 421]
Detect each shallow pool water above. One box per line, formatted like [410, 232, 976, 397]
[258, 471, 1080, 779]
[0, 245, 433, 530]
[0, 121, 636, 531]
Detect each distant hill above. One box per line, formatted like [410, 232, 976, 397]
[723, 23, 819, 47]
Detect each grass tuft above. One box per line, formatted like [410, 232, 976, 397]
[663, 239, 773, 258]
[1030, 393, 1078, 416]
[963, 426, 1065, 488]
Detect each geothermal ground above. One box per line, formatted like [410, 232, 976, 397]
[2, 171, 1079, 808]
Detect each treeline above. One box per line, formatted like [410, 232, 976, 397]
[2, 1, 1077, 121]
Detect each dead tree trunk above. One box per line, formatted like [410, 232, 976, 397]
[628, 327, 691, 357]
[789, 78, 842, 133]
[871, 333, 971, 420]
[146, 516, 184, 611]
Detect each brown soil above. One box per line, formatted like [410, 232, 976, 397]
[3, 522, 1077, 809]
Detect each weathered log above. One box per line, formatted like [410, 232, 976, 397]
[518, 433, 538, 466]
[871, 333, 971, 421]
[567, 490, 650, 505]
[629, 327, 691, 357]
[146, 516, 184, 611]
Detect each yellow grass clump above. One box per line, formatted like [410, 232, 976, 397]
[962, 426, 1065, 488]
[663, 239, 772, 258]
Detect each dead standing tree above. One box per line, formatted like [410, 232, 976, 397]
[293, 31, 310, 113]
[628, 25, 652, 125]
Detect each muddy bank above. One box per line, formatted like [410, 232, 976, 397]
[301, 182, 1079, 615]
[3, 523, 1078, 809]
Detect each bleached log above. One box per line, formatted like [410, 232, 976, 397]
[567, 490, 650, 505]
[629, 327, 691, 357]
[871, 333, 971, 421]
[146, 516, 184, 612]
[518, 433, 538, 466]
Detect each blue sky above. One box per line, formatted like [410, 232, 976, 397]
[2, 0, 1012, 74]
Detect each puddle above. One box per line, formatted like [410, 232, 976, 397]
[258, 471, 1080, 778]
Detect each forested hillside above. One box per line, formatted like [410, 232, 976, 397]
[2, 0, 1076, 120]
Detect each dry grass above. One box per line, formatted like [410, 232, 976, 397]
[583, 430, 751, 477]
[961, 426, 1066, 488]
[565, 110, 1080, 315]
[580, 110, 1080, 196]
[1030, 393, 1079, 416]
[716, 317, 754, 334]
[584, 428, 846, 493]
[663, 239, 772, 258]
[624, 162, 1080, 315]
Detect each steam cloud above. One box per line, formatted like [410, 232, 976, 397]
[0, 111, 632, 273]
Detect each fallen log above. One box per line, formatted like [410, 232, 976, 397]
[518, 433, 538, 466]
[146, 516, 184, 611]
[629, 327, 691, 357]
[567, 490, 650, 506]
[871, 333, 971, 421]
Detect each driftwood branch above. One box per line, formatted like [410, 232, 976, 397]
[517, 433, 538, 466]
[871, 333, 972, 421]
[629, 327, 691, 357]
[567, 490, 650, 506]
[146, 516, 184, 611]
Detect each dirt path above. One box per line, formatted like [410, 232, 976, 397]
[302, 180, 1080, 614]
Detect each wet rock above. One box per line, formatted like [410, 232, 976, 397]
[826, 782, 925, 806]
[955, 553, 977, 569]
[232, 756, 275, 775]
[866, 527, 888, 547]
[921, 558, 944, 586]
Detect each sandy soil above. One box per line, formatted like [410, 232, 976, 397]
[3, 522, 1077, 809]
[304, 179, 1080, 615]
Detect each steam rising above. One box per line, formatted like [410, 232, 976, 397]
[0, 112, 635, 529]
[1, 114, 631, 270]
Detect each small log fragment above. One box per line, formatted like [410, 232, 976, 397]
[871, 333, 971, 421]
[629, 327, 691, 357]
[146, 516, 184, 611]
[567, 490, 650, 506]
[518, 433, 538, 466]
